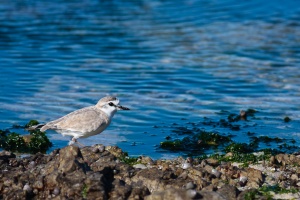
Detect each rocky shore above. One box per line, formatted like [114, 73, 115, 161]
[1, 145, 300, 200]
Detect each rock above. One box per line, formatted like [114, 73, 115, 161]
[128, 186, 150, 200]
[217, 185, 239, 200]
[240, 168, 263, 188]
[106, 146, 126, 157]
[206, 158, 219, 167]
[144, 188, 199, 200]
[237, 189, 256, 200]
[199, 191, 227, 200]
[58, 145, 87, 173]
[137, 156, 154, 165]
[2, 144, 300, 199]
[291, 173, 298, 181]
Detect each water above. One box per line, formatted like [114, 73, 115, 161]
[0, 0, 300, 159]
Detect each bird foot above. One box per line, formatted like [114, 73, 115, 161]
[69, 138, 85, 147]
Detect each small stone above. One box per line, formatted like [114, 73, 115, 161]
[28, 161, 36, 169]
[186, 157, 193, 163]
[225, 152, 234, 158]
[133, 164, 147, 169]
[33, 180, 44, 189]
[23, 183, 32, 193]
[269, 156, 276, 165]
[185, 182, 195, 190]
[291, 174, 298, 181]
[239, 176, 248, 187]
[98, 145, 105, 152]
[53, 187, 60, 195]
[186, 189, 197, 198]
[200, 159, 207, 167]
[92, 147, 99, 153]
[138, 156, 154, 165]
[181, 162, 191, 169]
[212, 169, 221, 178]
[206, 158, 219, 167]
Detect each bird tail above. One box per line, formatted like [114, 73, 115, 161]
[26, 124, 47, 132]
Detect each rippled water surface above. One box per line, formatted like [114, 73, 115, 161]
[1, 0, 300, 158]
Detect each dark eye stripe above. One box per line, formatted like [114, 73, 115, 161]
[109, 102, 114, 106]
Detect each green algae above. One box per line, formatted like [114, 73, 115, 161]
[244, 184, 299, 200]
[160, 108, 299, 158]
[0, 120, 52, 154]
[25, 119, 39, 128]
[160, 130, 232, 153]
[198, 148, 274, 168]
[160, 140, 182, 151]
[119, 152, 139, 166]
[27, 130, 52, 154]
[4, 132, 27, 152]
[224, 143, 254, 154]
[82, 184, 88, 199]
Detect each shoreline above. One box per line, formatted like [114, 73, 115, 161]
[1, 144, 300, 199]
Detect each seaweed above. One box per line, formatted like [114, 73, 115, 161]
[283, 116, 291, 123]
[160, 130, 232, 153]
[118, 152, 139, 165]
[0, 120, 52, 154]
[28, 130, 52, 154]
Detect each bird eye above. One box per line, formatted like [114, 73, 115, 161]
[108, 102, 114, 106]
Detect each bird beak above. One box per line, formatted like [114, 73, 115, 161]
[117, 105, 130, 110]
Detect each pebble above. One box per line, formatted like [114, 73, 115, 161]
[181, 162, 191, 169]
[212, 169, 221, 178]
[133, 164, 147, 169]
[291, 174, 298, 181]
[28, 161, 36, 168]
[23, 183, 32, 193]
[185, 182, 196, 190]
[186, 189, 197, 198]
[98, 145, 105, 153]
[239, 176, 248, 186]
[92, 147, 99, 153]
[53, 187, 60, 195]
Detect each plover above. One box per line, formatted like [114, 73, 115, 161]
[31, 96, 129, 145]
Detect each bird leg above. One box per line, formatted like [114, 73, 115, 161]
[69, 137, 85, 147]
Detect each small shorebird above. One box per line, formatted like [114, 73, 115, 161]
[30, 96, 129, 145]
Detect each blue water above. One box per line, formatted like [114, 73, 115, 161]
[1, 0, 300, 159]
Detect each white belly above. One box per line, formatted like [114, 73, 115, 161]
[56, 122, 110, 139]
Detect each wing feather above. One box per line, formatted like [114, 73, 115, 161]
[45, 106, 109, 133]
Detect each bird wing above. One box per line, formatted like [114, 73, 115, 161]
[44, 106, 109, 133]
